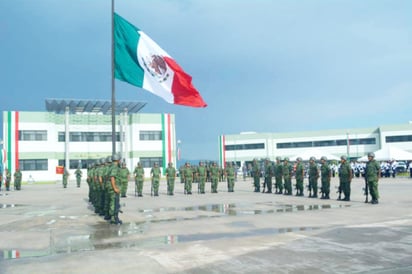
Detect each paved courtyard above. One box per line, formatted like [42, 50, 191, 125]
[1, 176, 412, 273]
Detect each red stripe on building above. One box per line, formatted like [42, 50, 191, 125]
[222, 135, 226, 168]
[15, 111, 19, 170]
[167, 114, 172, 164]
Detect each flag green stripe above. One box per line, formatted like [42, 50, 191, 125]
[114, 13, 144, 87]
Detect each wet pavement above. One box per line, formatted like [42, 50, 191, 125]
[0, 176, 412, 273]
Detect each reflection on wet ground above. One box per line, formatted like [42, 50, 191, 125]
[0, 204, 22, 208]
[1, 202, 349, 260]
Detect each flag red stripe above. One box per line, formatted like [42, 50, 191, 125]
[164, 57, 207, 108]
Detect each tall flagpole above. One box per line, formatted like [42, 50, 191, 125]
[111, 0, 116, 156]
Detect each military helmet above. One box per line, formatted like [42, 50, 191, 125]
[276, 156, 281, 161]
[309, 156, 316, 161]
[368, 152, 375, 158]
[321, 156, 327, 161]
[100, 158, 106, 165]
[341, 155, 347, 161]
[106, 156, 112, 163]
[284, 157, 289, 161]
[112, 154, 121, 161]
[296, 157, 302, 161]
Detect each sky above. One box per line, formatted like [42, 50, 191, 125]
[1, 0, 411, 161]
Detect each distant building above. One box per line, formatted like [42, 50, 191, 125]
[219, 124, 412, 167]
[2, 99, 177, 182]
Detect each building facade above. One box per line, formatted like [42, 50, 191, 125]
[219, 124, 412, 167]
[2, 99, 177, 182]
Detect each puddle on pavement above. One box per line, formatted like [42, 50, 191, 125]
[0, 202, 349, 260]
[0, 225, 319, 260]
[0, 204, 23, 208]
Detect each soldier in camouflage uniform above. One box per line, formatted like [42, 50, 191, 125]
[197, 161, 207, 194]
[75, 167, 82, 188]
[13, 168, 22, 190]
[225, 162, 236, 192]
[282, 157, 293, 195]
[274, 156, 283, 194]
[308, 156, 319, 198]
[210, 162, 219, 193]
[120, 162, 130, 197]
[103, 156, 112, 220]
[339, 155, 352, 201]
[252, 159, 261, 192]
[295, 157, 305, 196]
[62, 167, 69, 189]
[133, 162, 144, 197]
[320, 156, 331, 199]
[263, 159, 273, 193]
[366, 152, 381, 204]
[165, 162, 176, 195]
[109, 154, 122, 224]
[150, 162, 161, 196]
[182, 162, 193, 194]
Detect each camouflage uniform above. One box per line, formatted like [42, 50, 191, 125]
[165, 162, 176, 195]
[13, 169, 22, 190]
[295, 158, 304, 196]
[366, 155, 381, 204]
[75, 167, 82, 188]
[225, 162, 236, 192]
[308, 157, 319, 198]
[197, 162, 207, 194]
[320, 157, 331, 199]
[150, 163, 161, 196]
[210, 162, 219, 193]
[339, 156, 352, 201]
[252, 159, 261, 192]
[133, 163, 144, 197]
[120, 163, 130, 197]
[274, 157, 283, 194]
[282, 158, 293, 195]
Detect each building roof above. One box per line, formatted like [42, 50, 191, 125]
[45, 99, 146, 114]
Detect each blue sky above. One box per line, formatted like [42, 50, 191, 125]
[1, 0, 411, 161]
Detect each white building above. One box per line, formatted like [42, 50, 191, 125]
[2, 99, 177, 182]
[218, 124, 412, 167]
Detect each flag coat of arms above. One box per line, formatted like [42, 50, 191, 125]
[114, 13, 207, 108]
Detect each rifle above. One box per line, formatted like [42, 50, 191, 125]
[262, 178, 266, 193]
[363, 177, 369, 203]
[151, 178, 154, 197]
[113, 193, 123, 224]
[306, 184, 312, 197]
[336, 185, 342, 200]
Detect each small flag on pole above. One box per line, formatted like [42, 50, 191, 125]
[114, 13, 207, 108]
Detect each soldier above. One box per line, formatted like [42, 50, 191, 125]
[165, 162, 176, 195]
[320, 156, 331, 199]
[120, 162, 130, 197]
[4, 168, 11, 191]
[295, 157, 304, 196]
[308, 156, 319, 198]
[179, 165, 185, 185]
[183, 162, 194, 194]
[274, 156, 283, 194]
[339, 156, 352, 201]
[197, 161, 207, 194]
[210, 162, 219, 193]
[366, 152, 381, 204]
[103, 156, 112, 220]
[133, 162, 144, 197]
[252, 159, 261, 192]
[282, 157, 293, 195]
[75, 166, 82, 188]
[62, 167, 69, 188]
[225, 162, 236, 192]
[86, 164, 92, 202]
[150, 162, 161, 196]
[109, 154, 122, 224]
[263, 159, 273, 193]
[13, 168, 22, 191]
[97, 158, 106, 216]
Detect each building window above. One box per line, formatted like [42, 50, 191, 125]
[58, 132, 120, 142]
[225, 143, 265, 151]
[19, 159, 48, 171]
[140, 131, 162, 141]
[58, 159, 99, 169]
[18, 130, 47, 141]
[140, 157, 163, 168]
[386, 135, 412, 143]
[277, 138, 376, 149]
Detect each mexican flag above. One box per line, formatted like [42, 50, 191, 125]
[114, 13, 207, 108]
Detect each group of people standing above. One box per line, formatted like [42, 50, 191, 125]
[251, 152, 381, 204]
[0, 168, 22, 192]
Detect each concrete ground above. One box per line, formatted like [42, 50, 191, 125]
[0, 176, 412, 274]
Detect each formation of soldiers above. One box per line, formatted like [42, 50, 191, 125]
[86, 154, 125, 225]
[0, 168, 22, 192]
[250, 153, 380, 204]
